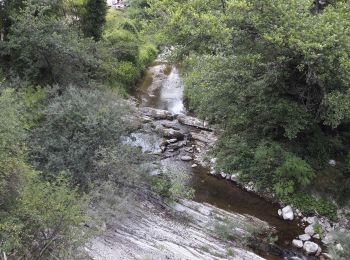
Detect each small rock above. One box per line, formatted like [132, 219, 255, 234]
[313, 234, 320, 239]
[210, 158, 217, 164]
[181, 155, 192, 161]
[225, 175, 231, 180]
[185, 147, 194, 153]
[306, 216, 317, 224]
[167, 138, 178, 144]
[191, 164, 198, 168]
[299, 234, 311, 241]
[303, 241, 319, 255]
[335, 243, 343, 251]
[210, 170, 216, 175]
[281, 205, 294, 221]
[220, 172, 227, 178]
[305, 224, 315, 236]
[292, 239, 303, 248]
[328, 159, 336, 166]
[322, 233, 334, 245]
[278, 209, 282, 217]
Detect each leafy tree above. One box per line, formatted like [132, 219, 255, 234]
[82, 0, 107, 40]
[150, 0, 350, 200]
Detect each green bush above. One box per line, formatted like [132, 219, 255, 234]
[150, 170, 194, 202]
[30, 87, 131, 190]
[0, 174, 88, 259]
[281, 193, 337, 221]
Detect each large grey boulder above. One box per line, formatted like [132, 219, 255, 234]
[160, 128, 184, 140]
[177, 114, 212, 131]
[281, 205, 294, 220]
[303, 241, 319, 255]
[141, 107, 174, 120]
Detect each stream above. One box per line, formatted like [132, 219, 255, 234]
[133, 62, 309, 260]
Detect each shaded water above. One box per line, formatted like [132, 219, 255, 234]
[134, 63, 307, 259]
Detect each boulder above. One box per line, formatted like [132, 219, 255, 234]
[281, 206, 294, 220]
[161, 122, 180, 130]
[303, 241, 319, 255]
[292, 239, 303, 248]
[177, 114, 212, 131]
[305, 224, 315, 236]
[160, 128, 184, 140]
[299, 234, 311, 241]
[141, 107, 174, 120]
[181, 155, 192, 161]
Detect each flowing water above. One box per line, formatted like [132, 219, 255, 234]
[134, 62, 308, 260]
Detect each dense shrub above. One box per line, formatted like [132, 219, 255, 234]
[30, 87, 131, 190]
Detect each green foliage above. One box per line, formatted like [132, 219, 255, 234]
[0, 174, 88, 259]
[1, 4, 99, 87]
[152, 0, 350, 203]
[150, 170, 194, 201]
[0, 88, 27, 211]
[30, 87, 131, 190]
[82, 0, 107, 40]
[281, 193, 337, 220]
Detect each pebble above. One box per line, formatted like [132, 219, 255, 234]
[181, 155, 192, 161]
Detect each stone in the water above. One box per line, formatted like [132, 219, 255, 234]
[220, 172, 227, 178]
[299, 234, 311, 241]
[181, 155, 192, 161]
[303, 241, 319, 255]
[292, 239, 303, 248]
[191, 164, 198, 168]
[281, 205, 294, 220]
[305, 224, 315, 236]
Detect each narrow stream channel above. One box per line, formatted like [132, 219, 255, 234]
[134, 62, 308, 260]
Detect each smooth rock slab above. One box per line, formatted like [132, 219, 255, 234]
[303, 241, 319, 255]
[292, 239, 303, 248]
